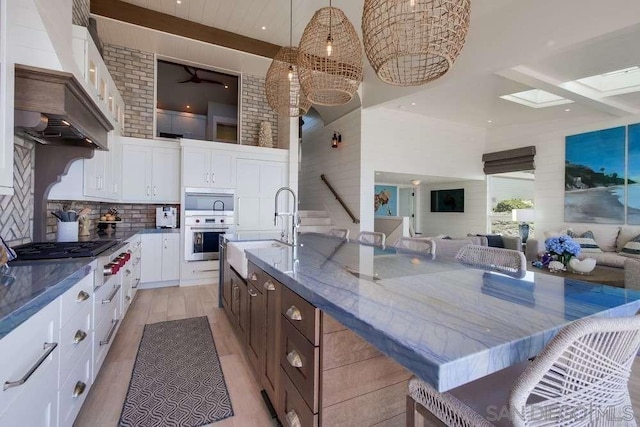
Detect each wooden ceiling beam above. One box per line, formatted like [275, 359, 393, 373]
[90, 0, 281, 59]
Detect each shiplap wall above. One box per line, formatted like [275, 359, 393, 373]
[298, 109, 361, 237]
[419, 180, 487, 237]
[486, 114, 640, 234]
[360, 107, 488, 232]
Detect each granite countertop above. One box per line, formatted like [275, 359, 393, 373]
[0, 228, 178, 339]
[245, 233, 640, 392]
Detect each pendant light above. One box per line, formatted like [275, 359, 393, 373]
[362, 0, 471, 86]
[297, 0, 363, 106]
[265, 0, 311, 117]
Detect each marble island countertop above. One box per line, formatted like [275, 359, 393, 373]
[245, 233, 640, 392]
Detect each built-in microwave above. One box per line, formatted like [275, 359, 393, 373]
[184, 188, 234, 215]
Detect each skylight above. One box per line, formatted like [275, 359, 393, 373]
[568, 66, 640, 97]
[499, 89, 574, 108]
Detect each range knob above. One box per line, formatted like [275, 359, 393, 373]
[103, 262, 120, 276]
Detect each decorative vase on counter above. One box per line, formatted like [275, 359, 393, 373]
[258, 121, 273, 148]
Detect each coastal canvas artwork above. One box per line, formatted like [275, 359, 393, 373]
[374, 185, 398, 216]
[565, 126, 626, 224]
[628, 124, 640, 224]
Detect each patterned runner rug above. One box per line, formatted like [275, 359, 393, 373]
[119, 317, 234, 426]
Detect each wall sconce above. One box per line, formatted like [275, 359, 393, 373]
[331, 131, 342, 148]
[411, 179, 421, 186]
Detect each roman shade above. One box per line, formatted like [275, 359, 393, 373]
[482, 146, 536, 175]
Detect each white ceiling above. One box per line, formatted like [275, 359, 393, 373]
[374, 171, 478, 187]
[99, 0, 640, 129]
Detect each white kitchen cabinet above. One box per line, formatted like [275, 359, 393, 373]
[141, 233, 180, 285]
[236, 159, 288, 231]
[0, 3, 13, 195]
[121, 138, 180, 203]
[182, 146, 234, 189]
[83, 132, 120, 200]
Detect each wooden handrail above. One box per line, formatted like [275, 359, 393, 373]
[320, 174, 360, 224]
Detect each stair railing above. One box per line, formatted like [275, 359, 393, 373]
[320, 174, 360, 224]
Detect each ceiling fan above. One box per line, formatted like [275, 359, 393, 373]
[178, 65, 224, 85]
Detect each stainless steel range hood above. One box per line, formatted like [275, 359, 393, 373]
[14, 64, 113, 150]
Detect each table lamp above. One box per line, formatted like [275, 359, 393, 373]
[512, 209, 535, 243]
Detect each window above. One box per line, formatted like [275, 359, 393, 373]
[156, 59, 239, 142]
[488, 172, 535, 238]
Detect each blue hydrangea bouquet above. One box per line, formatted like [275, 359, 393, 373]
[544, 235, 581, 266]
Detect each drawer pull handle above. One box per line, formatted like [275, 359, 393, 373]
[250, 272, 258, 282]
[132, 278, 140, 289]
[76, 290, 90, 302]
[72, 381, 86, 398]
[286, 350, 303, 368]
[286, 409, 301, 427]
[3, 342, 58, 391]
[263, 280, 276, 291]
[248, 288, 258, 298]
[102, 285, 121, 304]
[125, 295, 131, 302]
[100, 319, 120, 346]
[192, 269, 218, 273]
[285, 306, 302, 321]
[73, 330, 87, 344]
[126, 269, 132, 276]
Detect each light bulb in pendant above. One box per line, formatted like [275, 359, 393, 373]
[326, 36, 333, 57]
[287, 65, 294, 81]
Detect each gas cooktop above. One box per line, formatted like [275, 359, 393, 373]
[12, 240, 119, 260]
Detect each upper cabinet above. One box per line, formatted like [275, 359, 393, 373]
[71, 26, 125, 134]
[182, 146, 234, 189]
[121, 138, 180, 203]
[0, 4, 13, 195]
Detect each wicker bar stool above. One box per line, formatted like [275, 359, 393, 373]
[455, 245, 527, 278]
[357, 231, 386, 248]
[408, 314, 640, 426]
[393, 237, 436, 259]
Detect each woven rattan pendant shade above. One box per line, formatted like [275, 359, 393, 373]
[362, 0, 471, 86]
[266, 46, 311, 117]
[298, 7, 363, 106]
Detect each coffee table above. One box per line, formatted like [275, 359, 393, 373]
[527, 264, 625, 288]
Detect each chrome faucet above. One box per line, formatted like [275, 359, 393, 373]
[274, 187, 299, 246]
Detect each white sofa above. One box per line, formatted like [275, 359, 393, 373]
[426, 234, 522, 255]
[525, 224, 640, 269]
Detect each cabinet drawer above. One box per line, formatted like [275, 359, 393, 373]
[60, 272, 93, 328]
[58, 346, 92, 427]
[59, 300, 92, 387]
[247, 262, 262, 289]
[280, 317, 319, 413]
[94, 282, 121, 330]
[93, 307, 119, 380]
[279, 367, 318, 427]
[281, 285, 320, 345]
[0, 300, 60, 416]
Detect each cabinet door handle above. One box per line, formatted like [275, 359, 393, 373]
[232, 284, 238, 301]
[125, 295, 131, 302]
[73, 330, 87, 344]
[211, 171, 215, 183]
[248, 288, 258, 297]
[250, 272, 258, 282]
[126, 269, 132, 276]
[286, 350, 303, 368]
[205, 172, 209, 183]
[146, 185, 150, 196]
[102, 285, 121, 304]
[3, 342, 58, 391]
[286, 410, 301, 427]
[72, 381, 86, 398]
[193, 269, 218, 273]
[164, 238, 168, 249]
[285, 305, 302, 321]
[132, 278, 140, 289]
[153, 186, 157, 196]
[100, 319, 120, 346]
[76, 290, 90, 302]
[263, 280, 276, 291]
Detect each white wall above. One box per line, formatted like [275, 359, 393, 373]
[486, 113, 640, 234]
[360, 107, 488, 232]
[299, 109, 361, 238]
[419, 180, 488, 237]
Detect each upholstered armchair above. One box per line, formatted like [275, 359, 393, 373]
[624, 258, 640, 289]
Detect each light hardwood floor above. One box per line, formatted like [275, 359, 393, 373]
[75, 285, 640, 427]
[74, 285, 275, 427]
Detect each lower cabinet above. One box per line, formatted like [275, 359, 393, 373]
[140, 233, 180, 285]
[222, 259, 413, 426]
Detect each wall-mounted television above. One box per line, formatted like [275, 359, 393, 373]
[431, 188, 464, 212]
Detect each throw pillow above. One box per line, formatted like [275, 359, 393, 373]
[567, 230, 603, 253]
[620, 233, 640, 258]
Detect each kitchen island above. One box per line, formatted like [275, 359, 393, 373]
[225, 233, 640, 425]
